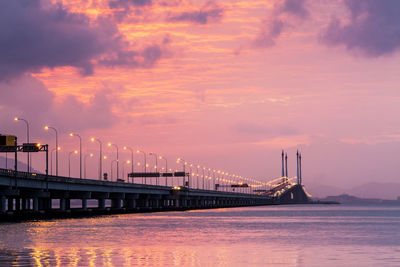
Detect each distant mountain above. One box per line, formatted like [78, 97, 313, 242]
[307, 182, 400, 200]
[321, 194, 400, 205]
[348, 182, 400, 200]
[306, 184, 346, 198]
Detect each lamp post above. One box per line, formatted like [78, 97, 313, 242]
[159, 156, 168, 186]
[111, 159, 117, 180]
[70, 133, 82, 179]
[91, 137, 103, 180]
[108, 143, 119, 180]
[177, 158, 187, 187]
[202, 167, 206, 190]
[44, 125, 58, 176]
[14, 117, 30, 172]
[124, 160, 131, 181]
[84, 153, 93, 179]
[68, 150, 78, 178]
[123, 146, 134, 179]
[149, 152, 158, 185]
[50, 147, 61, 176]
[136, 150, 146, 184]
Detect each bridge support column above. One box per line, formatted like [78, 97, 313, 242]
[15, 198, 20, 211]
[0, 196, 6, 213]
[82, 199, 87, 210]
[33, 197, 39, 212]
[111, 199, 122, 209]
[21, 198, 27, 210]
[7, 198, 13, 211]
[98, 199, 106, 210]
[60, 198, 66, 211]
[124, 199, 136, 209]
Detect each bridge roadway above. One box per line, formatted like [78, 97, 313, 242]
[0, 168, 287, 220]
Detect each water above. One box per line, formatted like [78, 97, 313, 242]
[1, 205, 400, 266]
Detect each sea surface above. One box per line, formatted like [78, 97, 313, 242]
[1, 204, 400, 266]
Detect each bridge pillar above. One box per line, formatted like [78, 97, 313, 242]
[98, 199, 106, 210]
[7, 198, 13, 211]
[33, 197, 39, 212]
[60, 198, 66, 211]
[21, 198, 27, 210]
[82, 199, 87, 210]
[153, 199, 159, 209]
[111, 199, 122, 209]
[15, 198, 20, 211]
[0, 196, 6, 213]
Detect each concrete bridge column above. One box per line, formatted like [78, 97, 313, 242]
[33, 197, 39, 212]
[21, 198, 27, 210]
[15, 198, 21, 211]
[111, 199, 122, 209]
[98, 199, 106, 210]
[125, 199, 136, 209]
[0, 196, 6, 213]
[82, 199, 87, 210]
[60, 198, 66, 211]
[153, 199, 159, 209]
[7, 198, 13, 211]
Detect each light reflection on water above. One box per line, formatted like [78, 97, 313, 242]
[1, 205, 400, 266]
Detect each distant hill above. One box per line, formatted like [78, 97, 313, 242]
[321, 194, 400, 205]
[307, 182, 400, 200]
[348, 182, 400, 200]
[307, 184, 346, 198]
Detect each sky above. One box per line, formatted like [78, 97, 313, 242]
[1, 0, 400, 193]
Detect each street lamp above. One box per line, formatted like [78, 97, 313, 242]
[136, 150, 146, 184]
[70, 133, 82, 179]
[91, 137, 103, 180]
[44, 125, 59, 176]
[176, 158, 187, 187]
[14, 117, 30, 172]
[68, 150, 78, 178]
[108, 143, 119, 180]
[123, 160, 131, 181]
[84, 153, 94, 179]
[50, 147, 61, 176]
[159, 156, 168, 186]
[111, 159, 117, 180]
[149, 152, 158, 185]
[123, 146, 134, 178]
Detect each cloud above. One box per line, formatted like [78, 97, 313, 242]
[320, 0, 400, 57]
[0, 0, 166, 81]
[0, 75, 118, 134]
[254, 0, 309, 48]
[167, 4, 223, 25]
[278, 0, 309, 19]
[109, 0, 153, 9]
[100, 45, 163, 68]
[0, 0, 123, 80]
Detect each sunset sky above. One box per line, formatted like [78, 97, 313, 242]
[1, 0, 400, 193]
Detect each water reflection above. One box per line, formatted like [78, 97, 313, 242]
[1, 205, 400, 266]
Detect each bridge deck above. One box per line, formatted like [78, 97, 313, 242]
[1, 168, 305, 221]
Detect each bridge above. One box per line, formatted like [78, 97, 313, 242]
[0, 133, 311, 220]
[0, 167, 310, 221]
